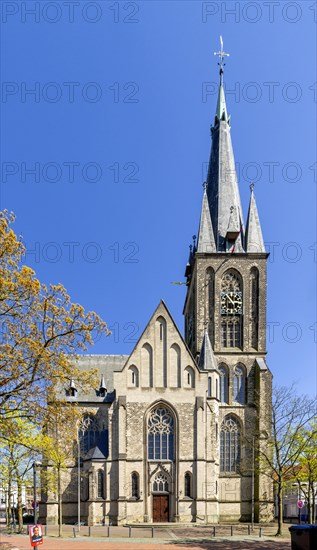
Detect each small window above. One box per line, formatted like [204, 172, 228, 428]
[131, 472, 139, 499]
[97, 470, 104, 499]
[128, 365, 139, 387]
[184, 366, 195, 388]
[208, 377, 212, 398]
[184, 472, 192, 498]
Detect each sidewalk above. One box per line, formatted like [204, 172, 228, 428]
[0, 532, 291, 550]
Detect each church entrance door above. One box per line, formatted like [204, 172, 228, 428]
[153, 495, 169, 522]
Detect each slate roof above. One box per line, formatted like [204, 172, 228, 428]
[198, 329, 218, 371]
[197, 186, 216, 253]
[61, 355, 128, 404]
[245, 187, 266, 253]
[206, 71, 246, 252]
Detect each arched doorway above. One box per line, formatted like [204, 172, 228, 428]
[152, 472, 169, 522]
[146, 404, 176, 522]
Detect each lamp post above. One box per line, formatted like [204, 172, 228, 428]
[251, 436, 255, 531]
[33, 461, 42, 524]
[77, 417, 90, 532]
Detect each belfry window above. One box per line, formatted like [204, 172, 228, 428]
[220, 270, 243, 349]
[148, 407, 174, 461]
[220, 415, 241, 473]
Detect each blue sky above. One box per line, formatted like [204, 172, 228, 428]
[1, 1, 316, 396]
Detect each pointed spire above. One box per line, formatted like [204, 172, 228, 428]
[198, 329, 218, 371]
[197, 182, 216, 253]
[100, 374, 107, 391]
[245, 184, 265, 253]
[214, 36, 230, 123]
[207, 38, 245, 252]
[215, 73, 229, 123]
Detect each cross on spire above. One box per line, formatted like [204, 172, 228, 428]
[214, 35, 230, 78]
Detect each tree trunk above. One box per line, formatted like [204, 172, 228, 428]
[6, 475, 12, 530]
[276, 482, 284, 536]
[58, 465, 62, 537]
[17, 478, 23, 533]
[311, 486, 316, 524]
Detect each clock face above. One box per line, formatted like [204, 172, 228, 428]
[221, 291, 243, 315]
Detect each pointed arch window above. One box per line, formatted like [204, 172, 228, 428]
[250, 267, 259, 349]
[131, 472, 139, 499]
[220, 270, 243, 349]
[97, 470, 104, 499]
[79, 414, 108, 457]
[220, 415, 241, 473]
[184, 472, 192, 498]
[233, 365, 246, 405]
[148, 407, 174, 461]
[206, 267, 215, 346]
[219, 365, 228, 404]
[184, 366, 195, 388]
[128, 365, 139, 387]
[153, 472, 169, 493]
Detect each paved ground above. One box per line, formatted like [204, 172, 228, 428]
[0, 526, 292, 550]
[0, 538, 292, 550]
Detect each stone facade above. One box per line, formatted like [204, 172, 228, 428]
[40, 57, 274, 526]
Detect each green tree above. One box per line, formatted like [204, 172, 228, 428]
[0, 417, 40, 532]
[249, 384, 316, 536]
[40, 401, 81, 537]
[291, 422, 317, 524]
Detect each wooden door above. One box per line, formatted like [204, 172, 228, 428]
[153, 495, 169, 522]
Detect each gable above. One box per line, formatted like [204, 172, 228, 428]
[116, 300, 201, 390]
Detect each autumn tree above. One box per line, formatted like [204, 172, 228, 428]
[0, 210, 109, 427]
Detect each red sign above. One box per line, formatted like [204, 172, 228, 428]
[297, 500, 304, 509]
[29, 524, 44, 547]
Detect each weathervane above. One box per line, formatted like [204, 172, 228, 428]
[214, 35, 230, 75]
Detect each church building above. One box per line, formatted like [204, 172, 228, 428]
[42, 46, 274, 525]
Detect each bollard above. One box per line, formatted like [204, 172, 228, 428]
[44, 525, 47, 536]
[108, 526, 110, 537]
[259, 527, 262, 537]
[213, 526, 216, 537]
[248, 524, 250, 535]
[152, 527, 154, 538]
[129, 526, 132, 538]
[231, 525, 233, 536]
[88, 526, 91, 537]
[73, 527, 76, 538]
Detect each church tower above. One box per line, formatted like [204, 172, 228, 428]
[184, 40, 273, 522]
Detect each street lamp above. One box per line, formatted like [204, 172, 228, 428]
[33, 461, 42, 524]
[77, 417, 90, 532]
